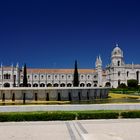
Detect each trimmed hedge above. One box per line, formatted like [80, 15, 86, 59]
[0, 112, 76, 122]
[1, 111, 140, 122]
[121, 111, 140, 118]
[77, 112, 119, 120]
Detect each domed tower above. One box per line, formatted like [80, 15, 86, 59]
[109, 44, 126, 88]
[111, 44, 124, 66]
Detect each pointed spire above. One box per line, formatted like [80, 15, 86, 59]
[16, 62, 19, 68]
[96, 56, 99, 63]
[132, 62, 134, 70]
[11, 63, 13, 67]
[95, 56, 99, 67]
[98, 55, 102, 64]
[96, 55, 102, 67]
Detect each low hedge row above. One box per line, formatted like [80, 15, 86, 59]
[0, 111, 140, 122]
[77, 112, 119, 120]
[121, 111, 140, 118]
[0, 112, 76, 122]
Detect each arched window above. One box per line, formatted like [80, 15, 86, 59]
[34, 75, 37, 79]
[55, 75, 57, 79]
[118, 61, 120, 66]
[105, 82, 111, 87]
[60, 83, 65, 87]
[67, 83, 72, 87]
[41, 75, 44, 79]
[40, 83, 45, 87]
[118, 71, 121, 76]
[61, 75, 64, 79]
[81, 75, 84, 79]
[80, 83, 85, 87]
[54, 83, 59, 87]
[19, 83, 23, 87]
[48, 75, 51, 79]
[33, 83, 38, 87]
[47, 83, 52, 87]
[4, 74, 11, 79]
[127, 71, 129, 77]
[94, 84, 97, 87]
[4, 83, 10, 87]
[118, 80, 121, 86]
[87, 83, 91, 87]
[68, 75, 71, 79]
[27, 84, 31, 87]
[94, 75, 97, 79]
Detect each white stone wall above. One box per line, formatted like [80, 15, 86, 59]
[105, 46, 140, 88]
[0, 67, 99, 88]
[1, 46, 139, 89]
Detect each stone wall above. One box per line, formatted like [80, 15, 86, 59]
[0, 87, 109, 101]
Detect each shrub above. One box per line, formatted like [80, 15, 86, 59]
[121, 111, 140, 118]
[0, 112, 76, 122]
[77, 112, 119, 120]
[127, 79, 138, 89]
[45, 112, 76, 120]
[118, 83, 127, 89]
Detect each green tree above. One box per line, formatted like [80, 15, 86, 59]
[73, 60, 79, 87]
[127, 79, 138, 89]
[23, 64, 28, 87]
[118, 83, 127, 89]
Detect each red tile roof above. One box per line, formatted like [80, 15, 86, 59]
[27, 68, 96, 74]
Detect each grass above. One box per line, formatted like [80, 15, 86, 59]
[109, 93, 140, 99]
[110, 88, 140, 94]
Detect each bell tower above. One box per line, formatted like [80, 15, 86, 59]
[110, 44, 125, 88]
[111, 44, 124, 67]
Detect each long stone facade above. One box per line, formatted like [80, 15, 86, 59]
[0, 44, 139, 88]
[0, 87, 109, 101]
[106, 44, 140, 88]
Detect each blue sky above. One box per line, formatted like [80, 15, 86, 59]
[0, 0, 140, 68]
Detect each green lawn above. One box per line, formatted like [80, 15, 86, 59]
[109, 93, 140, 99]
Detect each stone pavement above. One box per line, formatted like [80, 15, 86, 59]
[0, 119, 140, 140]
[1, 103, 140, 112]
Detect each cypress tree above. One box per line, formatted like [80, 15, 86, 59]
[23, 64, 28, 87]
[73, 60, 79, 87]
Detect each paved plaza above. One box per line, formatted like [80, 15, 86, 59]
[0, 119, 140, 140]
[0, 104, 140, 112]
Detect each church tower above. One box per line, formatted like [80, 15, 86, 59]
[96, 55, 103, 87]
[110, 44, 125, 88]
[111, 44, 124, 67]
